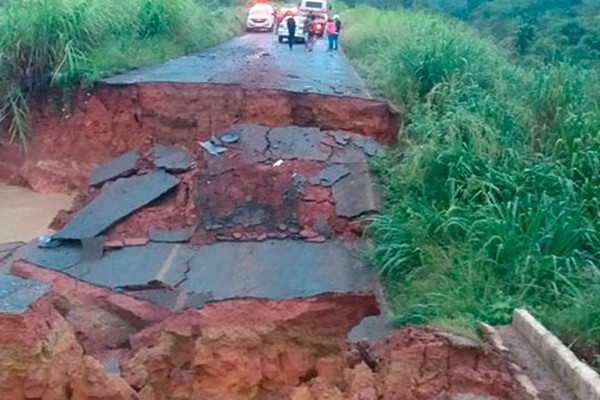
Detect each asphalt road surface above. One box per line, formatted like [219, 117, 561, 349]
[104, 33, 371, 99]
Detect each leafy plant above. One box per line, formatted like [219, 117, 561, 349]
[342, 5, 600, 360]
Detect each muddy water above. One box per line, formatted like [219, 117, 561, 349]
[0, 185, 73, 243]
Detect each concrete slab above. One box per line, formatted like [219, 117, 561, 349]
[267, 127, 331, 161]
[332, 164, 381, 218]
[81, 237, 105, 261]
[228, 124, 270, 163]
[152, 144, 195, 172]
[89, 150, 140, 187]
[130, 288, 185, 309]
[19, 241, 82, 271]
[181, 240, 380, 300]
[310, 164, 351, 187]
[0, 273, 49, 314]
[352, 136, 383, 157]
[54, 171, 178, 240]
[148, 227, 195, 243]
[67, 243, 193, 290]
[496, 325, 577, 400]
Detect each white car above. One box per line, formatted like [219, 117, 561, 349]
[277, 16, 306, 43]
[246, 4, 275, 32]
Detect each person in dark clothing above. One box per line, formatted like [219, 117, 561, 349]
[286, 16, 297, 50]
[333, 15, 342, 50]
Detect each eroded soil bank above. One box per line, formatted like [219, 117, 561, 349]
[4, 262, 521, 400]
[0, 83, 399, 194]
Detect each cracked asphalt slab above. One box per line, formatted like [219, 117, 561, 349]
[103, 33, 371, 98]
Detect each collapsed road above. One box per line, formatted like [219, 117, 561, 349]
[0, 33, 582, 400]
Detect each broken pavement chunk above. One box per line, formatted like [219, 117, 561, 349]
[20, 241, 82, 271]
[65, 243, 192, 290]
[54, 171, 178, 240]
[152, 144, 195, 172]
[267, 127, 330, 161]
[310, 164, 351, 187]
[199, 140, 227, 156]
[148, 226, 195, 243]
[181, 239, 380, 300]
[352, 136, 383, 157]
[331, 131, 351, 146]
[219, 130, 240, 144]
[81, 237, 105, 261]
[0, 273, 49, 314]
[89, 150, 140, 187]
[332, 165, 381, 218]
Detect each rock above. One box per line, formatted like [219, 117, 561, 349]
[300, 228, 320, 239]
[313, 218, 334, 239]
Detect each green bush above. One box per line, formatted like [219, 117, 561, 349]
[343, 6, 600, 360]
[0, 0, 243, 145]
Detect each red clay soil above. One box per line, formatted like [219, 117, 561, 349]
[0, 83, 399, 194]
[5, 262, 520, 400]
[48, 142, 362, 245]
[0, 291, 137, 400]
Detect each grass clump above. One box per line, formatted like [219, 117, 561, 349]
[342, 6, 600, 361]
[0, 0, 244, 145]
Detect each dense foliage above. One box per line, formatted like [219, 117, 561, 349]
[341, 6, 600, 364]
[0, 0, 244, 144]
[340, 0, 600, 67]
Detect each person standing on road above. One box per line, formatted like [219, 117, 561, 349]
[326, 18, 338, 51]
[287, 16, 297, 50]
[303, 16, 311, 50]
[305, 15, 317, 52]
[333, 15, 342, 50]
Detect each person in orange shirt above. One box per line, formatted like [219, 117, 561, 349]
[326, 17, 338, 51]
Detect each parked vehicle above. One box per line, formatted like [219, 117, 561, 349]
[246, 4, 275, 32]
[277, 15, 306, 43]
[299, 0, 329, 17]
[279, 3, 299, 17]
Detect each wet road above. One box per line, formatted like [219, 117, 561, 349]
[104, 33, 371, 98]
[0, 185, 72, 243]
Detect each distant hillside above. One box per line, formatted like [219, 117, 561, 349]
[340, 0, 600, 66]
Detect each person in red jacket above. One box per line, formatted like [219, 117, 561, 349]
[326, 17, 338, 51]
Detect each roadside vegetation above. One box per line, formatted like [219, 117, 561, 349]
[0, 0, 244, 144]
[342, 0, 600, 68]
[341, 6, 600, 365]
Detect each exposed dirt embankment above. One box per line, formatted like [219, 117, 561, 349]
[6, 262, 519, 400]
[0, 83, 399, 194]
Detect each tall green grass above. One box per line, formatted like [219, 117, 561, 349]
[0, 0, 244, 145]
[342, 7, 600, 362]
